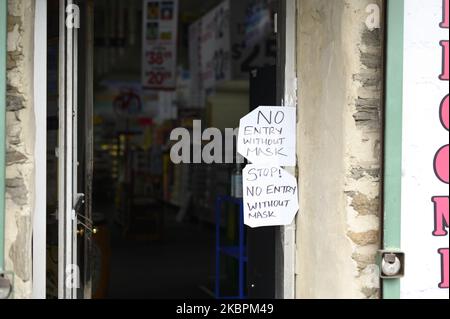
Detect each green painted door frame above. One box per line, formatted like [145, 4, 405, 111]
[383, 0, 405, 299]
[0, 0, 8, 273]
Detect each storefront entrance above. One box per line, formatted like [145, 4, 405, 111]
[38, 0, 297, 300]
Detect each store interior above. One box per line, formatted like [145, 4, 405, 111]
[46, 0, 279, 299]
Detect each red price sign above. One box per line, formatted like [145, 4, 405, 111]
[145, 71, 172, 86]
[146, 51, 164, 65]
[146, 51, 173, 66]
[142, 0, 178, 90]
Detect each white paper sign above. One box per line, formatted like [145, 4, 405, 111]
[243, 165, 299, 228]
[199, 1, 231, 105]
[238, 106, 296, 166]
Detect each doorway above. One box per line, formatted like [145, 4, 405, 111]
[44, 0, 293, 300]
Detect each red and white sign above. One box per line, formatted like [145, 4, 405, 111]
[401, 0, 449, 299]
[142, 0, 178, 90]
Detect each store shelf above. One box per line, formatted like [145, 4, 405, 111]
[215, 196, 246, 300]
[219, 246, 248, 262]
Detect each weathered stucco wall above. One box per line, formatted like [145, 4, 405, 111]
[296, 0, 384, 298]
[5, 0, 35, 299]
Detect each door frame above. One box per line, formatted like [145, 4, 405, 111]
[57, 0, 79, 299]
[0, 0, 8, 278]
[32, 0, 48, 300]
[78, 0, 95, 300]
[57, 0, 94, 300]
[30, 0, 297, 300]
[275, 0, 298, 299]
[382, 0, 404, 299]
[32, 0, 82, 300]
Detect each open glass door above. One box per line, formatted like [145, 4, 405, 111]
[57, 0, 94, 299]
[58, 0, 78, 299]
[77, 0, 95, 299]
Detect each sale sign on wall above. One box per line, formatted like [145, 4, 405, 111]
[142, 0, 178, 90]
[187, 0, 277, 109]
[401, 0, 449, 299]
[188, 0, 232, 108]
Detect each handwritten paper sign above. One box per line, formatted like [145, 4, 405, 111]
[238, 106, 296, 167]
[243, 165, 299, 228]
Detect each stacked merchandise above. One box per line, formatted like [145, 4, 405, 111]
[191, 163, 208, 214]
[170, 163, 191, 207]
[192, 163, 231, 225]
[132, 148, 154, 200]
[162, 151, 173, 203]
[170, 164, 182, 206]
[127, 146, 164, 241]
[93, 119, 119, 202]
